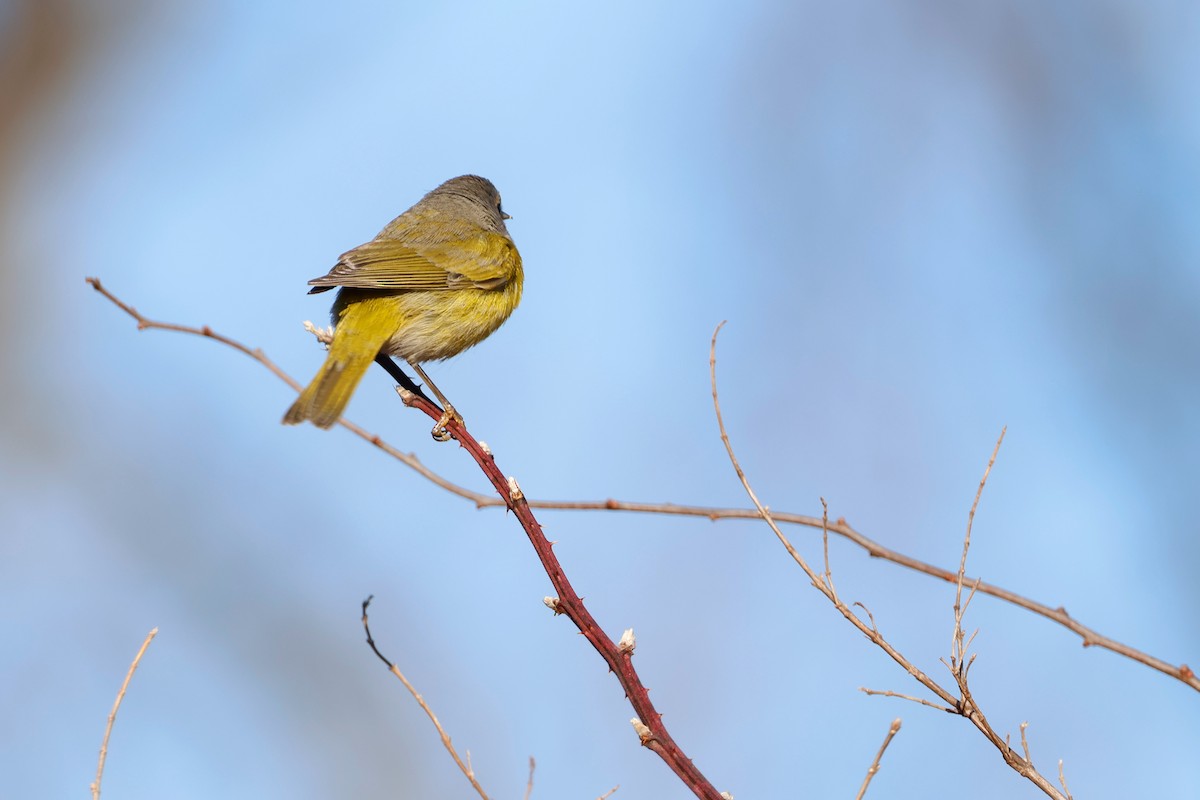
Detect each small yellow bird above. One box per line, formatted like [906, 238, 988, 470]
[283, 175, 523, 438]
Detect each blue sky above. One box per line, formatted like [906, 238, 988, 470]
[3, 2, 1198, 798]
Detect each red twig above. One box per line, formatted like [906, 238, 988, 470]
[396, 390, 724, 799]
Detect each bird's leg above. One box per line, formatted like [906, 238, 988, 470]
[410, 362, 462, 442]
[374, 354, 433, 404]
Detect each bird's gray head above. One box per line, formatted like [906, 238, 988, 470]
[428, 174, 511, 233]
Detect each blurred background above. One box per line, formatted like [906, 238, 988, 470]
[3, 1, 1197, 798]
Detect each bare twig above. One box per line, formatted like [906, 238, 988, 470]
[86, 277, 1198, 694]
[854, 717, 902, 800]
[1058, 759, 1073, 800]
[709, 323, 1066, 799]
[951, 429, 1005, 677]
[708, 321, 956, 703]
[361, 597, 491, 800]
[853, 602, 879, 634]
[820, 497, 835, 597]
[596, 786, 620, 800]
[858, 688, 953, 713]
[85, 277, 464, 496]
[91, 628, 158, 800]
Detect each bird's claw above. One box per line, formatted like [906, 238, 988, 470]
[430, 406, 462, 442]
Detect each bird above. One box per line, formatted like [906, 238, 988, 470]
[283, 174, 523, 440]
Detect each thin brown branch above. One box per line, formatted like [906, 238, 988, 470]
[952, 429, 1005, 676]
[1020, 722, 1033, 766]
[361, 597, 491, 800]
[858, 688, 953, 713]
[854, 717, 902, 800]
[853, 602, 879, 634]
[87, 277, 299, 388]
[91, 627, 157, 800]
[709, 323, 1066, 799]
[709, 322, 955, 705]
[1058, 759, 1073, 800]
[820, 497, 835, 597]
[86, 276, 1198, 694]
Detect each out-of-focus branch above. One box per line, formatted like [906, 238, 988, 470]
[86, 276, 1198, 696]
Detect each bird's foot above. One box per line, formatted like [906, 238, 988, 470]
[431, 404, 463, 442]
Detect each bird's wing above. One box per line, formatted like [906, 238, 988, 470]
[307, 239, 450, 294]
[306, 234, 518, 294]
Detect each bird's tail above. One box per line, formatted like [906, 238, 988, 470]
[283, 339, 378, 429]
[283, 309, 391, 431]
